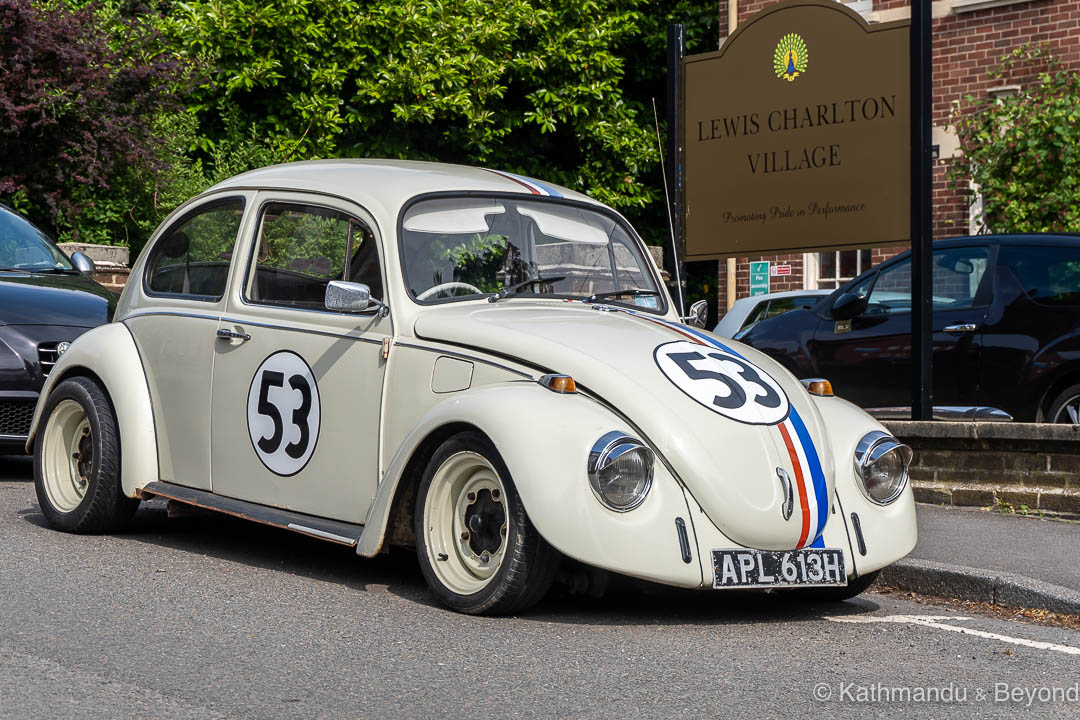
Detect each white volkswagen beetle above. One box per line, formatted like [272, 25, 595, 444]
[27, 160, 916, 614]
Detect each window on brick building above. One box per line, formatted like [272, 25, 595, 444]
[807, 249, 872, 290]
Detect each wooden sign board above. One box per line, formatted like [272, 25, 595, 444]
[682, 0, 910, 260]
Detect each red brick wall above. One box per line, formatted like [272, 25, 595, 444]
[714, 0, 1080, 318]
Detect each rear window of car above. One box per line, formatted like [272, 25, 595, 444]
[145, 199, 245, 300]
[999, 245, 1080, 306]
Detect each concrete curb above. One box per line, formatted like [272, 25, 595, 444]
[877, 558, 1080, 615]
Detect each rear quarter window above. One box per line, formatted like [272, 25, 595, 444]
[999, 245, 1080, 306]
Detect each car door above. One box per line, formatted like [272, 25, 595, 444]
[125, 194, 252, 490]
[810, 245, 992, 409]
[978, 242, 1080, 420]
[209, 192, 391, 523]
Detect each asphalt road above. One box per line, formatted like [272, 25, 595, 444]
[2, 456, 1078, 719]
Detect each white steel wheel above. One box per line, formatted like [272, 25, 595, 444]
[414, 431, 560, 615]
[34, 376, 138, 533]
[40, 399, 93, 513]
[422, 451, 508, 595]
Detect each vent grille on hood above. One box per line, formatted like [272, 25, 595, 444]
[37, 342, 61, 378]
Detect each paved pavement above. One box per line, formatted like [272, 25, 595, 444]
[910, 505, 1079, 591]
[3, 458, 1080, 718]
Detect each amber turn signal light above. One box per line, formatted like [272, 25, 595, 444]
[539, 374, 577, 393]
[801, 378, 834, 397]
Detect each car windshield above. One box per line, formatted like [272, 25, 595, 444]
[400, 197, 663, 310]
[0, 206, 75, 271]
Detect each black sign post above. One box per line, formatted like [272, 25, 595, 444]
[910, 0, 933, 420]
[665, 23, 686, 316]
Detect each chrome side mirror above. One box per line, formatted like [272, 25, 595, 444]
[325, 280, 373, 312]
[70, 252, 95, 276]
[683, 299, 708, 329]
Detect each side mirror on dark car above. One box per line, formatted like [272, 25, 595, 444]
[830, 292, 867, 320]
[70, 251, 96, 276]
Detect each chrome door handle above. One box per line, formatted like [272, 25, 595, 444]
[216, 328, 250, 342]
[943, 323, 977, 334]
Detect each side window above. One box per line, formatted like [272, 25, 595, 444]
[999, 245, 1080, 306]
[865, 247, 990, 315]
[145, 199, 244, 300]
[742, 300, 770, 330]
[867, 258, 912, 314]
[246, 203, 382, 311]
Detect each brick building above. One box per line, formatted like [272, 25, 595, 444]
[712, 0, 1080, 316]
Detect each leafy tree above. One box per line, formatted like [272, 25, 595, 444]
[0, 0, 180, 241]
[164, 0, 717, 232]
[951, 45, 1080, 233]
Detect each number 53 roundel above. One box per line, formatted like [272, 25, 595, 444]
[654, 341, 789, 425]
[246, 351, 322, 476]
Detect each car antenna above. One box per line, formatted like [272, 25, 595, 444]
[652, 97, 686, 316]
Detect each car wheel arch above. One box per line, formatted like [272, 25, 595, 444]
[26, 323, 159, 499]
[383, 420, 486, 550]
[1038, 369, 1080, 421]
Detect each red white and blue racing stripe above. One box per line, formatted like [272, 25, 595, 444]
[627, 311, 829, 549]
[485, 169, 564, 198]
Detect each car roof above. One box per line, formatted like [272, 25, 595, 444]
[732, 289, 830, 305]
[206, 159, 597, 209]
[935, 233, 1080, 248]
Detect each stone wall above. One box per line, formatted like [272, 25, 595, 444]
[59, 243, 131, 292]
[885, 420, 1080, 517]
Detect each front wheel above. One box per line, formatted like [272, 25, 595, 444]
[790, 570, 879, 603]
[414, 431, 559, 614]
[34, 376, 138, 533]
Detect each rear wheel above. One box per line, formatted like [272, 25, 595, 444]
[1047, 384, 1080, 424]
[414, 431, 559, 614]
[34, 376, 138, 533]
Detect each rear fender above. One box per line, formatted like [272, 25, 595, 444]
[361, 382, 703, 588]
[26, 323, 158, 498]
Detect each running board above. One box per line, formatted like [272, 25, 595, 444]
[138, 481, 364, 547]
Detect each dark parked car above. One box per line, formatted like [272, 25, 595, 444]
[0, 205, 116, 452]
[740, 235, 1080, 423]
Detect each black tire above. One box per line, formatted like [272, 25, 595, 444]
[34, 376, 139, 533]
[414, 431, 560, 615]
[790, 570, 879, 603]
[1046, 383, 1080, 424]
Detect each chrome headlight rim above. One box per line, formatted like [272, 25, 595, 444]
[587, 431, 654, 512]
[853, 430, 913, 505]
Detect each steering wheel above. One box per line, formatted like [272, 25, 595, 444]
[417, 281, 483, 301]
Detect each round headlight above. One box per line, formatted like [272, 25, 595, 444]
[853, 431, 913, 504]
[588, 431, 654, 512]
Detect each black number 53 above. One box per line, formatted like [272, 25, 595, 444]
[256, 370, 313, 458]
[669, 351, 782, 411]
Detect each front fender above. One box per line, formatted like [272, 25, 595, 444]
[360, 383, 704, 588]
[26, 323, 158, 499]
[810, 394, 917, 576]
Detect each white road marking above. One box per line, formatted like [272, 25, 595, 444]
[826, 614, 1080, 656]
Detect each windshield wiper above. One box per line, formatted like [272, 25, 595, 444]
[0, 266, 76, 274]
[488, 275, 567, 303]
[583, 289, 660, 304]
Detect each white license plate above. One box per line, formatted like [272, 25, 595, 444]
[712, 548, 847, 588]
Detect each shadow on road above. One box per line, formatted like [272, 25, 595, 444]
[0, 454, 33, 480]
[17, 491, 881, 626]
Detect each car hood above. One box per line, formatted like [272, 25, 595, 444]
[414, 302, 837, 551]
[0, 273, 115, 327]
